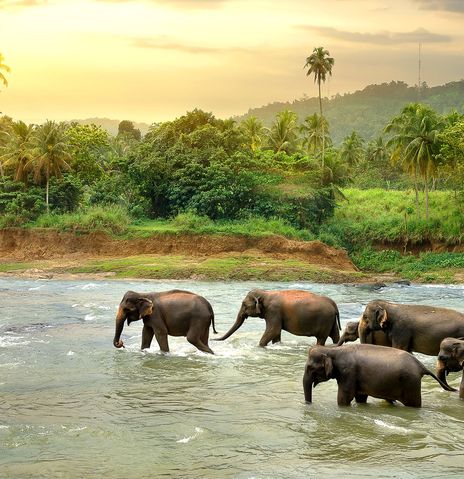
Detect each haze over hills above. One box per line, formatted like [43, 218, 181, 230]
[71, 80, 464, 144]
[235, 80, 464, 144]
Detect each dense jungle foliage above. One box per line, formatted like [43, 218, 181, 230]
[1, 101, 463, 253]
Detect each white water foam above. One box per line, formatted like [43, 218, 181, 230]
[177, 427, 204, 444]
[67, 351, 75, 356]
[374, 419, 410, 434]
[84, 314, 96, 321]
[0, 335, 30, 348]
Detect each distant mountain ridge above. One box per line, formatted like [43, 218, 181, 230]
[71, 117, 151, 136]
[236, 80, 464, 144]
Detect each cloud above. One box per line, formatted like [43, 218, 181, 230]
[413, 0, 464, 13]
[130, 36, 251, 54]
[0, 0, 47, 7]
[296, 25, 452, 44]
[95, 0, 231, 9]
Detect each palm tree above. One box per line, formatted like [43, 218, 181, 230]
[240, 116, 264, 152]
[0, 53, 10, 89]
[28, 121, 72, 212]
[266, 110, 299, 154]
[0, 121, 34, 181]
[385, 103, 442, 220]
[304, 47, 334, 165]
[339, 131, 364, 167]
[300, 113, 330, 156]
[365, 136, 387, 165]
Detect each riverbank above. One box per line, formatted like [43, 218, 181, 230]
[1, 227, 463, 283]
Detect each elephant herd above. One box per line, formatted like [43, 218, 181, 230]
[113, 288, 464, 408]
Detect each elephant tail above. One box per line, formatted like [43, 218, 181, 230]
[207, 301, 218, 334]
[335, 309, 341, 331]
[424, 370, 456, 392]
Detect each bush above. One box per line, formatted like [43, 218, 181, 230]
[34, 205, 131, 235]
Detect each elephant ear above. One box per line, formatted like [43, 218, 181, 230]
[376, 307, 388, 329]
[323, 354, 333, 379]
[137, 297, 153, 319]
[253, 295, 263, 315]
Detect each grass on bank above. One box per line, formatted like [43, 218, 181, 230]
[323, 188, 464, 247]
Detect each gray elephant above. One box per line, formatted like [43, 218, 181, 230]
[216, 289, 340, 347]
[337, 320, 391, 346]
[358, 300, 464, 356]
[303, 344, 454, 407]
[113, 290, 217, 354]
[437, 337, 464, 399]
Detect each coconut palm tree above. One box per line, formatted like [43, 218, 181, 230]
[266, 110, 299, 154]
[339, 131, 364, 167]
[0, 121, 34, 181]
[385, 103, 442, 220]
[28, 121, 72, 212]
[300, 113, 330, 156]
[304, 47, 334, 165]
[240, 116, 264, 152]
[0, 53, 10, 89]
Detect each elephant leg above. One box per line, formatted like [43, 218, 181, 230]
[355, 393, 368, 404]
[272, 333, 281, 344]
[201, 328, 210, 346]
[141, 325, 154, 349]
[154, 331, 170, 353]
[259, 326, 281, 347]
[187, 331, 214, 354]
[316, 335, 329, 346]
[337, 386, 355, 406]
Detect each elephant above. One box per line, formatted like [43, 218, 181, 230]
[303, 344, 454, 407]
[337, 320, 391, 346]
[437, 337, 464, 399]
[215, 289, 340, 347]
[113, 289, 217, 354]
[358, 300, 464, 356]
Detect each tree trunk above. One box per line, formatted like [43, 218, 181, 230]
[414, 168, 420, 220]
[318, 80, 325, 168]
[46, 176, 50, 214]
[425, 171, 429, 221]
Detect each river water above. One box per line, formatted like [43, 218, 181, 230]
[0, 278, 463, 478]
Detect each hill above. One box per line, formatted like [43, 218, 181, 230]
[71, 117, 151, 136]
[237, 80, 464, 144]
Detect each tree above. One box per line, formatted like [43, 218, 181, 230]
[304, 47, 334, 166]
[118, 120, 141, 141]
[0, 120, 34, 182]
[339, 131, 364, 167]
[240, 116, 264, 152]
[0, 53, 10, 89]
[266, 110, 299, 154]
[28, 121, 72, 213]
[385, 103, 443, 220]
[300, 113, 330, 156]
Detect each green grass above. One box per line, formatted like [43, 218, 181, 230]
[352, 248, 464, 282]
[69, 254, 361, 282]
[326, 188, 464, 247]
[33, 205, 131, 235]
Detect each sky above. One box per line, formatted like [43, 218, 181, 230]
[0, 0, 463, 123]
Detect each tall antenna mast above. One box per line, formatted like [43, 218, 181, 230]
[418, 43, 422, 100]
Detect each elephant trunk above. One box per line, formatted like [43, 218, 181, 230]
[215, 308, 247, 341]
[303, 371, 313, 403]
[113, 306, 126, 348]
[358, 320, 370, 344]
[337, 333, 347, 346]
[436, 358, 450, 388]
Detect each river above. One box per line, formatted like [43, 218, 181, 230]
[0, 279, 463, 478]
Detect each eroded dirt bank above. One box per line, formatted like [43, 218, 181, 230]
[0, 228, 355, 271]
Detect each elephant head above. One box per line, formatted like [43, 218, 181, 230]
[359, 301, 388, 343]
[113, 291, 153, 348]
[215, 290, 264, 341]
[436, 337, 464, 388]
[303, 347, 334, 403]
[337, 321, 359, 346]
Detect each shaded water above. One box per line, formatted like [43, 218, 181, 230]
[1, 279, 463, 478]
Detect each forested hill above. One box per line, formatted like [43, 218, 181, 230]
[236, 80, 464, 144]
[72, 117, 151, 136]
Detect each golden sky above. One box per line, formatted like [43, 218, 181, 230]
[0, 0, 463, 123]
